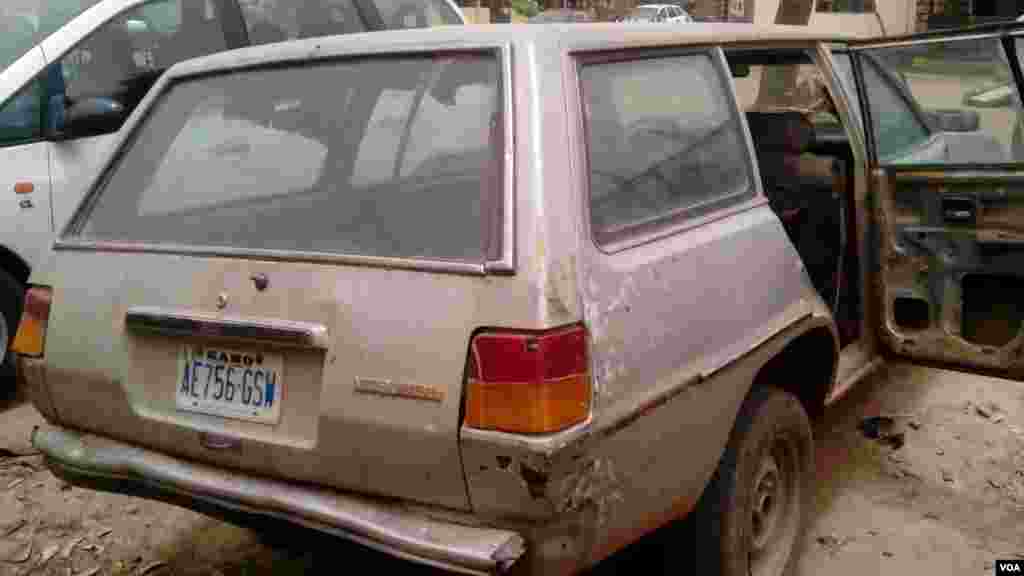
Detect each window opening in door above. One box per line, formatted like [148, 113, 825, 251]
[858, 36, 1024, 165]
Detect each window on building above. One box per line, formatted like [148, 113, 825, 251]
[816, 0, 875, 12]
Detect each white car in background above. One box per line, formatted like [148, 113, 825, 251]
[620, 4, 692, 23]
[0, 0, 465, 386]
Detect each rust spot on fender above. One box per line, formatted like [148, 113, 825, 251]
[545, 255, 578, 322]
[520, 461, 550, 499]
[559, 458, 623, 528]
[592, 494, 696, 565]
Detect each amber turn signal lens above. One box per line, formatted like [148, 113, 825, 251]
[464, 373, 590, 434]
[463, 324, 591, 434]
[12, 286, 52, 358]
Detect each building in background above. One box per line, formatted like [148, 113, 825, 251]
[915, 0, 1024, 31]
[457, 0, 1024, 32]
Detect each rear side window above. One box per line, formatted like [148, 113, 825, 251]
[71, 52, 503, 263]
[580, 53, 753, 247]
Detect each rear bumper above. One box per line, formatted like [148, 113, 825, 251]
[31, 424, 525, 575]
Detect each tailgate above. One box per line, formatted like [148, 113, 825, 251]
[37, 49, 515, 511]
[45, 252, 490, 510]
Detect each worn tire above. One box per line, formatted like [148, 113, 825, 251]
[0, 269, 24, 388]
[692, 386, 814, 576]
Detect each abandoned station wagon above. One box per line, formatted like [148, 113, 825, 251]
[18, 20, 1024, 576]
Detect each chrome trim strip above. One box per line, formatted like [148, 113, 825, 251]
[32, 425, 525, 575]
[125, 306, 330, 349]
[892, 170, 1024, 184]
[56, 240, 488, 276]
[850, 32, 1003, 51]
[489, 42, 517, 275]
[461, 418, 593, 459]
[595, 196, 770, 255]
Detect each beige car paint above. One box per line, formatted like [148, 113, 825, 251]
[22, 23, 897, 576]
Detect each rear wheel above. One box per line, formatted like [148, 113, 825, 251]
[691, 386, 814, 576]
[0, 269, 25, 390]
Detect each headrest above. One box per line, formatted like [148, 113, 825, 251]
[745, 111, 814, 155]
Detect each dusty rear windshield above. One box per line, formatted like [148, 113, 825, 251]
[70, 51, 504, 263]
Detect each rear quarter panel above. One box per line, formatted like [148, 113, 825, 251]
[561, 44, 830, 567]
[463, 41, 836, 573]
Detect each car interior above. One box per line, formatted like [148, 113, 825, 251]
[727, 50, 862, 347]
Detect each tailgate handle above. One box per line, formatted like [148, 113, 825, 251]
[125, 306, 329, 349]
[942, 196, 975, 224]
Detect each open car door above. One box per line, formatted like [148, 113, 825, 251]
[843, 23, 1024, 376]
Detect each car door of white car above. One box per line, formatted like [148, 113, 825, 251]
[0, 48, 54, 273]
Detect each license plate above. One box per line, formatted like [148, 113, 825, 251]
[175, 345, 283, 424]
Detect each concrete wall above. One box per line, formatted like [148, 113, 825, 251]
[748, 0, 907, 37]
[874, 0, 916, 35]
[461, 6, 490, 22]
[462, 6, 534, 22]
[809, 11, 884, 37]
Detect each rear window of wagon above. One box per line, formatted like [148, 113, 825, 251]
[68, 51, 504, 263]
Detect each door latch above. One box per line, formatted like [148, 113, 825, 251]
[941, 196, 976, 224]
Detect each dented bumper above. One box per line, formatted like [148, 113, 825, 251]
[31, 424, 525, 575]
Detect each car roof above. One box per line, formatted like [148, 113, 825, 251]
[166, 22, 861, 80]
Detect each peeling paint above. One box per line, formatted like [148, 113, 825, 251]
[587, 274, 600, 300]
[605, 275, 637, 315]
[582, 295, 607, 345]
[559, 458, 624, 529]
[519, 461, 549, 500]
[545, 255, 578, 322]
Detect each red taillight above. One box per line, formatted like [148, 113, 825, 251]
[12, 286, 52, 358]
[464, 324, 591, 434]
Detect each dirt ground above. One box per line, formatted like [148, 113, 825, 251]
[0, 361, 1021, 576]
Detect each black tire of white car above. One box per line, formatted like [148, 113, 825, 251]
[692, 386, 814, 576]
[0, 269, 24, 386]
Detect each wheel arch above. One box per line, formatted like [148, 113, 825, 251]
[751, 324, 839, 422]
[0, 245, 31, 287]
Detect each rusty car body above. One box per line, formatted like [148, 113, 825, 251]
[17, 19, 1024, 576]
